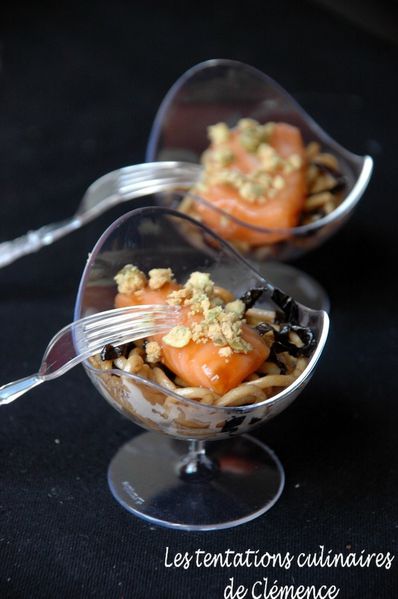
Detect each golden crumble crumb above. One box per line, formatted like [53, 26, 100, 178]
[240, 181, 266, 201]
[237, 118, 258, 130]
[185, 272, 214, 295]
[225, 299, 245, 317]
[258, 143, 280, 171]
[114, 264, 147, 294]
[166, 288, 190, 306]
[218, 346, 233, 358]
[145, 341, 162, 363]
[272, 175, 286, 190]
[148, 268, 174, 290]
[212, 147, 235, 166]
[163, 325, 192, 348]
[208, 122, 230, 145]
[288, 153, 302, 169]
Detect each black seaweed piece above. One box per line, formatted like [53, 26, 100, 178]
[271, 288, 300, 323]
[239, 288, 265, 310]
[100, 342, 135, 361]
[269, 347, 288, 374]
[272, 323, 316, 358]
[255, 320, 316, 363]
[255, 322, 287, 372]
[120, 342, 135, 358]
[100, 344, 122, 361]
[240, 285, 300, 324]
[161, 363, 179, 382]
[255, 322, 273, 335]
[221, 415, 246, 433]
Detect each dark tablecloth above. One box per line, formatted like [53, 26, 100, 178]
[1, 2, 397, 598]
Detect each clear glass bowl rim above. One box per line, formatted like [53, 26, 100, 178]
[146, 58, 373, 236]
[74, 205, 329, 415]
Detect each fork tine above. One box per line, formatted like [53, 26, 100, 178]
[118, 174, 199, 195]
[81, 304, 178, 331]
[74, 306, 180, 348]
[86, 162, 201, 201]
[80, 304, 178, 324]
[119, 164, 200, 181]
[118, 164, 201, 187]
[58, 324, 176, 376]
[83, 324, 175, 353]
[119, 161, 201, 180]
[83, 317, 178, 344]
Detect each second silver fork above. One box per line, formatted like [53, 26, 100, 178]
[0, 161, 201, 268]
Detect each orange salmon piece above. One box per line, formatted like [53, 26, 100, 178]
[115, 284, 269, 395]
[195, 123, 307, 245]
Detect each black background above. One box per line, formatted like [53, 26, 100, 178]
[1, 2, 397, 598]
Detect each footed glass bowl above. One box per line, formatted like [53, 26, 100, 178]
[75, 205, 329, 530]
[146, 59, 373, 310]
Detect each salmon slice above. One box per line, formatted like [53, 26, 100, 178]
[115, 283, 269, 395]
[194, 123, 307, 245]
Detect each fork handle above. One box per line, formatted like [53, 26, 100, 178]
[0, 374, 44, 405]
[0, 217, 82, 268]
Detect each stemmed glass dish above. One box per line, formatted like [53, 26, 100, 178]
[146, 59, 373, 310]
[75, 202, 329, 530]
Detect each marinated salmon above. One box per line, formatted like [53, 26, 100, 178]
[192, 121, 307, 245]
[115, 277, 269, 395]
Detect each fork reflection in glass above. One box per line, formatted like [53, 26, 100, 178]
[0, 304, 180, 405]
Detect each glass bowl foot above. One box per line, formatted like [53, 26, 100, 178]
[108, 432, 285, 531]
[255, 261, 330, 312]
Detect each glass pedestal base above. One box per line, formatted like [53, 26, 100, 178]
[255, 261, 330, 312]
[108, 432, 285, 531]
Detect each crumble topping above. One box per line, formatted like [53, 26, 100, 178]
[225, 299, 245, 317]
[185, 271, 214, 295]
[165, 270, 252, 354]
[163, 325, 192, 348]
[208, 122, 230, 145]
[114, 264, 147, 293]
[114, 265, 254, 357]
[195, 118, 304, 205]
[145, 341, 162, 363]
[148, 267, 174, 290]
[212, 147, 235, 166]
[218, 346, 233, 359]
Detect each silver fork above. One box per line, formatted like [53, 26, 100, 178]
[0, 161, 201, 268]
[0, 304, 180, 405]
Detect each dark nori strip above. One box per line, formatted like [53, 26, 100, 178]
[240, 286, 300, 324]
[100, 344, 122, 361]
[272, 323, 316, 357]
[271, 288, 300, 323]
[120, 342, 135, 358]
[161, 363, 179, 382]
[239, 288, 264, 310]
[240, 285, 316, 360]
[269, 347, 288, 374]
[221, 415, 246, 433]
[255, 322, 273, 335]
[255, 319, 316, 363]
[100, 342, 135, 361]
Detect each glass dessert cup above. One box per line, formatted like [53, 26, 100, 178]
[74, 205, 329, 530]
[146, 59, 373, 311]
